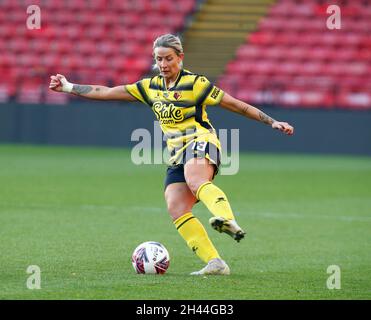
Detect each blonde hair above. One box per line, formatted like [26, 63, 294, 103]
[152, 34, 184, 70]
[153, 34, 183, 55]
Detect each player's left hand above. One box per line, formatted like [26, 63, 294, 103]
[272, 121, 294, 135]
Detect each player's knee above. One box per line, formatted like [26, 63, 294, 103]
[186, 178, 208, 196]
[167, 200, 189, 217]
[166, 198, 194, 221]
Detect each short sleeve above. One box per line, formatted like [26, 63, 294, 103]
[124, 78, 152, 106]
[193, 76, 224, 106]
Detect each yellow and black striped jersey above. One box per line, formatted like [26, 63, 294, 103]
[125, 69, 224, 165]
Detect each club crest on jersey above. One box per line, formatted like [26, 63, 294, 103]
[152, 101, 184, 125]
[173, 91, 182, 100]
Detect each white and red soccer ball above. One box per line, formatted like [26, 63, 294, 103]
[131, 241, 170, 274]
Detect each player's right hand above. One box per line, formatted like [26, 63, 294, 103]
[49, 74, 73, 92]
[272, 121, 294, 135]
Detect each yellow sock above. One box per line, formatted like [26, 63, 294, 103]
[174, 212, 220, 263]
[196, 182, 235, 220]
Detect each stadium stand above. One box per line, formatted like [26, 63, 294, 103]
[217, 0, 371, 109]
[0, 0, 197, 104]
[0, 0, 370, 109]
[183, 0, 274, 79]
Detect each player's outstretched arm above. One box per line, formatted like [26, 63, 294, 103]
[49, 74, 136, 101]
[220, 92, 294, 135]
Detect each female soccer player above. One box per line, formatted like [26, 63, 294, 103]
[49, 34, 294, 275]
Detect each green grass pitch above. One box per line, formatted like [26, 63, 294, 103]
[0, 144, 370, 300]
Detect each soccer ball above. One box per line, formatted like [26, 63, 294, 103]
[131, 241, 170, 274]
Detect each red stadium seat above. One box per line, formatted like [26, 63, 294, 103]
[87, 56, 108, 70]
[75, 40, 98, 55]
[17, 54, 39, 68]
[126, 58, 151, 73]
[253, 61, 277, 75]
[44, 89, 69, 105]
[16, 83, 43, 104]
[85, 25, 107, 41]
[48, 40, 74, 54]
[64, 0, 86, 11]
[42, 54, 61, 69]
[0, 84, 12, 103]
[174, 0, 195, 13]
[60, 25, 84, 40]
[167, 14, 185, 28]
[235, 88, 265, 104]
[0, 53, 17, 68]
[145, 13, 164, 27]
[60, 55, 87, 69]
[300, 90, 335, 108]
[215, 80, 235, 96]
[7, 39, 28, 53]
[124, 28, 148, 43]
[96, 41, 120, 58]
[117, 43, 144, 57]
[279, 90, 302, 107]
[113, 71, 141, 86]
[275, 62, 301, 76]
[144, 28, 173, 42]
[299, 62, 324, 76]
[219, 0, 371, 109]
[117, 12, 142, 27]
[40, 1, 66, 10]
[337, 91, 371, 110]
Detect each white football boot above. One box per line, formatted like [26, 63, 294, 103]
[190, 258, 230, 276]
[209, 217, 246, 242]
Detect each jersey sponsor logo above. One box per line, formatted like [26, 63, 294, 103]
[153, 101, 184, 125]
[211, 87, 221, 100]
